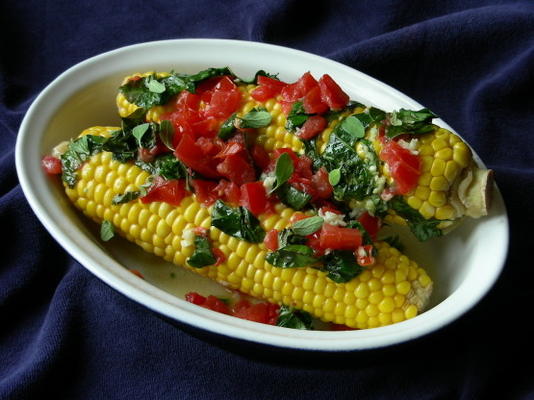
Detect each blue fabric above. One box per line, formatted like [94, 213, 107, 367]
[1, 1, 534, 398]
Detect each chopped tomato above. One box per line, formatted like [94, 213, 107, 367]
[141, 177, 188, 206]
[294, 155, 313, 179]
[289, 213, 310, 223]
[212, 248, 226, 266]
[257, 75, 288, 91]
[268, 148, 300, 172]
[319, 223, 362, 251]
[280, 101, 294, 115]
[251, 85, 275, 102]
[175, 90, 201, 112]
[280, 72, 318, 102]
[311, 167, 333, 199]
[303, 86, 329, 115]
[330, 323, 357, 331]
[191, 179, 218, 205]
[307, 231, 325, 256]
[174, 134, 220, 178]
[193, 226, 209, 236]
[231, 300, 279, 325]
[288, 175, 317, 200]
[356, 244, 375, 266]
[251, 76, 288, 101]
[318, 74, 349, 110]
[251, 144, 271, 170]
[201, 295, 231, 314]
[203, 88, 241, 119]
[216, 153, 256, 185]
[185, 292, 206, 305]
[214, 180, 241, 204]
[41, 155, 62, 175]
[264, 229, 279, 251]
[191, 117, 221, 137]
[214, 142, 246, 159]
[240, 182, 267, 215]
[214, 76, 238, 91]
[298, 115, 328, 140]
[358, 211, 381, 240]
[129, 269, 145, 279]
[379, 139, 421, 194]
[319, 205, 342, 215]
[166, 117, 194, 148]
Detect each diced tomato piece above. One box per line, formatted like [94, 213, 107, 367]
[214, 142, 246, 159]
[251, 85, 276, 102]
[231, 300, 280, 325]
[41, 155, 62, 175]
[141, 177, 188, 206]
[356, 244, 375, 266]
[240, 182, 267, 215]
[358, 211, 381, 240]
[193, 226, 209, 237]
[298, 115, 328, 140]
[319, 205, 342, 215]
[174, 134, 220, 178]
[216, 153, 256, 185]
[303, 86, 329, 115]
[203, 89, 241, 119]
[191, 117, 221, 137]
[251, 144, 271, 170]
[268, 148, 299, 172]
[214, 179, 241, 204]
[215, 76, 237, 91]
[290, 213, 310, 223]
[311, 167, 333, 199]
[194, 136, 223, 158]
[202, 295, 231, 314]
[257, 75, 288, 91]
[307, 231, 325, 256]
[280, 72, 318, 102]
[185, 292, 206, 305]
[175, 91, 201, 111]
[293, 155, 313, 179]
[280, 101, 294, 115]
[212, 248, 226, 266]
[318, 74, 349, 110]
[330, 323, 356, 331]
[379, 140, 421, 195]
[166, 117, 194, 148]
[264, 229, 279, 251]
[319, 223, 362, 251]
[195, 75, 233, 95]
[130, 269, 145, 279]
[288, 175, 317, 200]
[191, 179, 218, 205]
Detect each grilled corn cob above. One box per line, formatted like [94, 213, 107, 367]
[117, 73, 491, 232]
[64, 127, 432, 329]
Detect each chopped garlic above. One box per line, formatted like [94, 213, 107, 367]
[397, 138, 419, 155]
[319, 209, 347, 226]
[52, 141, 70, 158]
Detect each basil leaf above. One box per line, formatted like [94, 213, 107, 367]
[285, 101, 308, 132]
[328, 168, 341, 186]
[238, 109, 272, 129]
[276, 183, 312, 210]
[100, 220, 115, 242]
[211, 200, 265, 243]
[135, 153, 188, 180]
[266, 245, 319, 268]
[186, 67, 234, 89]
[112, 191, 142, 205]
[322, 250, 364, 283]
[61, 135, 107, 187]
[389, 196, 443, 241]
[119, 76, 163, 108]
[368, 107, 386, 123]
[386, 108, 437, 139]
[102, 129, 137, 163]
[271, 152, 294, 193]
[277, 305, 313, 330]
[302, 138, 324, 171]
[291, 216, 324, 236]
[218, 113, 238, 139]
[187, 235, 216, 268]
[159, 120, 175, 150]
[132, 123, 150, 147]
[277, 228, 307, 248]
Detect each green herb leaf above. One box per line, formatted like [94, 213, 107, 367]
[238, 109, 272, 129]
[159, 120, 175, 150]
[218, 113, 238, 139]
[368, 107, 386, 123]
[328, 168, 341, 186]
[291, 216, 324, 236]
[277, 305, 313, 330]
[266, 245, 319, 268]
[277, 228, 307, 248]
[187, 235, 217, 268]
[389, 196, 443, 241]
[276, 183, 312, 210]
[322, 250, 364, 283]
[100, 220, 115, 242]
[135, 153, 188, 180]
[145, 76, 166, 93]
[112, 191, 142, 205]
[271, 152, 294, 193]
[132, 123, 150, 147]
[61, 135, 107, 187]
[386, 108, 437, 139]
[211, 200, 265, 243]
[238, 69, 279, 84]
[334, 115, 365, 146]
[285, 101, 308, 132]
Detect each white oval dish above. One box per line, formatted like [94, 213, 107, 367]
[15, 39, 509, 351]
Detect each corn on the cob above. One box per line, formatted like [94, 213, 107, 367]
[117, 73, 491, 231]
[64, 126, 432, 329]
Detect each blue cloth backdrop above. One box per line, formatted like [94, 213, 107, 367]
[1, 1, 533, 399]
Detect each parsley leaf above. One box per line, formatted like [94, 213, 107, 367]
[276, 183, 312, 210]
[112, 191, 142, 205]
[265, 245, 319, 268]
[187, 235, 217, 268]
[60, 135, 107, 187]
[322, 250, 364, 283]
[238, 108, 272, 129]
[277, 305, 313, 330]
[386, 108, 437, 139]
[271, 152, 294, 193]
[100, 220, 115, 242]
[291, 216, 324, 236]
[285, 101, 308, 132]
[389, 196, 443, 241]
